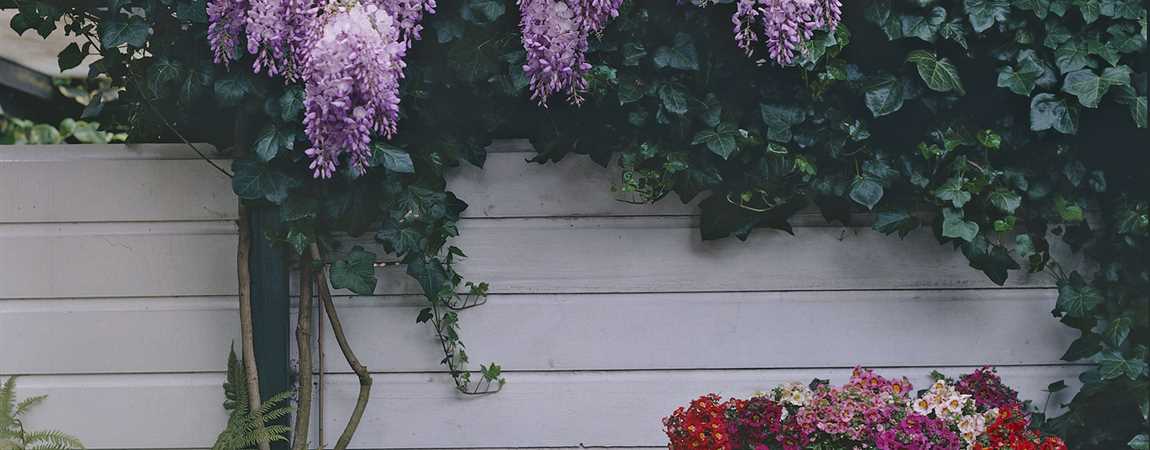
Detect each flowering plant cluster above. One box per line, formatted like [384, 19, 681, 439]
[724, 0, 843, 66]
[663, 368, 1067, 450]
[208, 0, 433, 177]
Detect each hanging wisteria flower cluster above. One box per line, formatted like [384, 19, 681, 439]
[517, 0, 623, 104]
[729, 0, 843, 65]
[206, 0, 434, 178]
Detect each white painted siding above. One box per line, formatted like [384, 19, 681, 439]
[0, 143, 1083, 449]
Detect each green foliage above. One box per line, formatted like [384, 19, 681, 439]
[9, 0, 1147, 445]
[211, 348, 291, 450]
[0, 377, 84, 450]
[1, 116, 126, 145]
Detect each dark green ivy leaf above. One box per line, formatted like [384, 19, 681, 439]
[865, 0, 904, 40]
[1104, 316, 1133, 347]
[863, 74, 905, 117]
[653, 33, 699, 71]
[253, 124, 297, 162]
[942, 208, 980, 241]
[906, 50, 965, 95]
[1099, 351, 1148, 380]
[935, 177, 972, 207]
[57, 42, 85, 72]
[658, 83, 690, 115]
[901, 7, 947, 42]
[873, 211, 920, 237]
[1061, 333, 1103, 361]
[99, 16, 150, 49]
[1029, 93, 1079, 134]
[691, 123, 740, 159]
[1061, 66, 1132, 108]
[1056, 275, 1101, 317]
[849, 177, 884, 210]
[330, 246, 378, 295]
[231, 160, 300, 204]
[370, 144, 416, 173]
[989, 190, 1022, 213]
[1113, 83, 1147, 128]
[964, 0, 1010, 32]
[1055, 38, 1091, 73]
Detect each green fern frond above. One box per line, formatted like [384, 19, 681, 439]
[211, 346, 293, 450]
[14, 397, 46, 418]
[0, 377, 83, 450]
[21, 430, 84, 450]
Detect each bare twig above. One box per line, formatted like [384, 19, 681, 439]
[292, 252, 315, 450]
[310, 244, 372, 450]
[317, 288, 326, 450]
[129, 77, 233, 178]
[237, 204, 271, 450]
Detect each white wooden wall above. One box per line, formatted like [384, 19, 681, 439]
[0, 142, 1084, 449]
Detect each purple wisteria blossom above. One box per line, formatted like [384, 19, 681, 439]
[207, 0, 248, 65]
[369, 0, 438, 45]
[730, 0, 842, 65]
[517, 0, 622, 104]
[245, 0, 318, 78]
[300, 3, 408, 178]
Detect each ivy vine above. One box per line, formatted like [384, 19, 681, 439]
[5, 0, 1147, 448]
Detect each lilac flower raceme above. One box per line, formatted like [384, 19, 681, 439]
[300, 3, 407, 178]
[207, 0, 248, 65]
[245, 0, 318, 78]
[518, 0, 622, 104]
[729, 0, 842, 65]
[369, 0, 437, 45]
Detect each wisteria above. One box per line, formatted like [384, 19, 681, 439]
[207, 0, 425, 178]
[730, 0, 842, 65]
[244, 0, 317, 78]
[517, 0, 622, 104]
[301, 3, 408, 178]
[206, 0, 247, 66]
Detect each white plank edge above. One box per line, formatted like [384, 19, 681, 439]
[0, 143, 223, 161]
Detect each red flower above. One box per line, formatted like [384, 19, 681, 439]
[663, 394, 735, 450]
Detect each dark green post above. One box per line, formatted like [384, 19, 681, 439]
[249, 206, 291, 450]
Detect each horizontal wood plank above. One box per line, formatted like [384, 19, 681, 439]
[0, 153, 234, 223]
[13, 366, 1082, 449]
[0, 221, 237, 298]
[322, 289, 1076, 373]
[338, 217, 1077, 295]
[1, 289, 1074, 374]
[0, 297, 238, 374]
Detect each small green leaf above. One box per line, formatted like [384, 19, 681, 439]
[1062, 66, 1132, 108]
[653, 33, 699, 71]
[1057, 278, 1101, 318]
[329, 246, 378, 295]
[849, 177, 884, 210]
[1113, 83, 1147, 128]
[906, 50, 965, 95]
[231, 160, 300, 204]
[863, 74, 905, 117]
[1130, 434, 1149, 450]
[900, 7, 947, 42]
[691, 123, 740, 159]
[964, 0, 1010, 32]
[658, 84, 690, 115]
[942, 208, 979, 242]
[989, 190, 1022, 213]
[1029, 93, 1079, 134]
[1062, 333, 1102, 361]
[99, 16, 150, 49]
[935, 177, 972, 208]
[253, 124, 296, 162]
[371, 144, 416, 173]
[57, 42, 85, 72]
[1099, 351, 1148, 381]
[1055, 196, 1085, 222]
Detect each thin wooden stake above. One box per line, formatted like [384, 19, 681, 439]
[291, 252, 315, 450]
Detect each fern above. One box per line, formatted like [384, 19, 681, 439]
[211, 347, 293, 450]
[0, 377, 84, 450]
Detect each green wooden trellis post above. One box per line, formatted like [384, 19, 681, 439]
[249, 206, 291, 450]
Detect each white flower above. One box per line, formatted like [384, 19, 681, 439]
[777, 382, 812, 406]
[912, 396, 934, 415]
[958, 414, 986, 435]
[941, 394, 967, 417]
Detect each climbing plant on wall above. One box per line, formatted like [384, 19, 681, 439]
[5, 0, 1147, 448]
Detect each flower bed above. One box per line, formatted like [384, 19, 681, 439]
[663, 368, 1066, 450]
